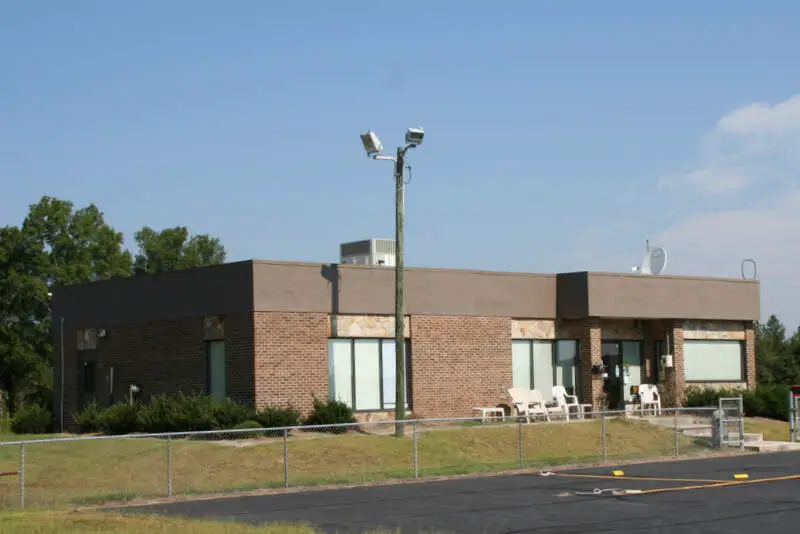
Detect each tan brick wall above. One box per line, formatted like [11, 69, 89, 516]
[744, 324, 756, 389]
[58, 314, 255, 429]
[253, 311, 329, 415]
[410, 315, 511, 418]
[657, 320, 686, 407]
[578, 320, 604, 410]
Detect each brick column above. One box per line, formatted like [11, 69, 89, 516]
[579, 320, 604, 410]
[744, 323, 757, 389]
[661, 320, 685, 407]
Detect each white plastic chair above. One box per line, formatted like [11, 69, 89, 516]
[530, 389, 562, 422]
[638, 384, 662, 416]
[552, 385, 592, 421]
[507, 388, 551, 423]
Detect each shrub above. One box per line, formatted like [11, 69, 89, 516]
[231, 420, 264, 438]
[233, 420, 263, 430]
[98, 402, 141, 435]
[303, 397, 356, 434]
[136, 394, 180, 434]
[685, 384, 791, 421]
[10, 404, 53, 435]
[210, 398, 256, 430]
[746, 384, 790, 421]
[165, 393, 217, 432]
[256, 406, 301, 429]
[74, 401, 102, 434]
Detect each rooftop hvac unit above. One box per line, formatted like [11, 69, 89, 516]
[339, 238, 396, 267]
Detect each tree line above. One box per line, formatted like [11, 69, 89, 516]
[755, 314, 800, 386]
[0, 195, 227, 416]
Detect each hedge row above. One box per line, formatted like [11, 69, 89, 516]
[10, 394, 356, 436]
[685, 383, 791, 421]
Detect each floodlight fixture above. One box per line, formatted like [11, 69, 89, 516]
[360, 130, 383, 157]
[405, 127, 424, 147]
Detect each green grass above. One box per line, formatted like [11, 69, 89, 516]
[0, 510, 404, 534]
[0, 416, 712, 510]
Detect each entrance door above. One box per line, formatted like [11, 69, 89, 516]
[602, 341, 643, 410]
[601, 342, 623, 410]
[78, 351, 98, 411]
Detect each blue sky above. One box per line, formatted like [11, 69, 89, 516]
[2, 1, 800, 327]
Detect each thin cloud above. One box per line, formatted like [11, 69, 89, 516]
[574, 93, 800, 327]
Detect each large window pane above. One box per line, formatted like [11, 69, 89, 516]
[381, 339, 410, 409]
[555, 340, 578, 393]
[512, 341, 532, 389]
[207, 341, 226, 400]
[354, 339, 381, 410]
[329, 340, 353, 407]
[532, 341, 555, 396]
[684, 340, 743, 382]
[621, 341, 642, 403]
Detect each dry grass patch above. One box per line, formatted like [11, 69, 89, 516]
[0, 510, 395, 534]
[745, 418, 790, 441]
[0, 417, 708, 509]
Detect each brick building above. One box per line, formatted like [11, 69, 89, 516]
[50, 260, 760, 429]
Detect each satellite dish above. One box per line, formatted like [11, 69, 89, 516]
[632, 240, 668, 275]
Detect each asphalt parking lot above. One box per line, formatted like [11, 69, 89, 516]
[114, 451, 800, 533]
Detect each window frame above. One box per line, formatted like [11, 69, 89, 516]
[512, 339, 581, 395]
[329, 338, 412, 412]
[683, 339, 745, 383]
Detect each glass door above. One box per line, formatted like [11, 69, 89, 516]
[601, 342, 623, 410]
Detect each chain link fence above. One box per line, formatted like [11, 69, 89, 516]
[0, 404, 743, 509]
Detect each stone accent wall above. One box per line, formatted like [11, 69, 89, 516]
[601, 320, 643, 340]
[511, 319, 555, 339]
[253, 312, 329, 415]
[689, 382, 747, 391]
[410, 315, 511, 418]
[332, 315, 410, 338]
[683, 320, 746, 340]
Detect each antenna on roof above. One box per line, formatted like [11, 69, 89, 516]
[631, 239, 668, 275]
[741, 258, 757, 280]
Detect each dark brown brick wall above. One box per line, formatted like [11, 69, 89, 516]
[57, 314, 254, 429]
[409, 315, 511, 418]
[253, 312, 329, 415]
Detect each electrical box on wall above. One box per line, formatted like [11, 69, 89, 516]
[661, 354, 674, 368]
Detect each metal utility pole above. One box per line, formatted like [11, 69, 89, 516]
[394, 146, 407, 438]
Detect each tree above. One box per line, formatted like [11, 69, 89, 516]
[0, 225, 49, 414]
[132, 226, 226, 275]
[0, 197, 132, 414]
[755, 314, 799, 385]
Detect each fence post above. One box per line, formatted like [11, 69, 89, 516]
[518, 417, 524, 469]
[601, 412, 606, 463]
[167, 434, 173, 497]
[283, 428, 289, 488]
[412, 421, 419, 478]
[674, 409, 679, 458]
[19, 442, 25, 508]
[789, 389, 795, 442]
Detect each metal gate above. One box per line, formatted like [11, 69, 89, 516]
[790, 388, 800, 442]
[718, 396, 744, 449]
